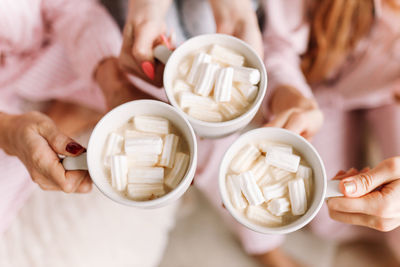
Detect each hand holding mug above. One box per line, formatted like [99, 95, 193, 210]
[0, 111, 91, 193]
[328, 158, 400, 232]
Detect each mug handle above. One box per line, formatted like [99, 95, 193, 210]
[62, 153, 88, 171]
[154, 45, 172, 65]
[326, 180, 344, 198]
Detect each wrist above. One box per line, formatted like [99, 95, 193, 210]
[270, 85, 317, 115]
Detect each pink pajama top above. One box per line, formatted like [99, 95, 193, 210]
[263, 0, 400, 111]
[0, 0, 121, 234]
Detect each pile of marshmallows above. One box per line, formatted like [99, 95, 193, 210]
[227, 143, 313, 227]
[103, 116, 189, 200]
[173, 44, 261, 122]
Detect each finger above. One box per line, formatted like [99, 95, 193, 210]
[76, 174, 93, 193]
[282, 112, 306, 136]
[332, 170, 347, 180]
[31, 171, 60, 190]
[132, 23, 165, 63]
[65, 170, 89, 193]
[328, 209, 399, 232]
[340, 157, 400, 197]
[333, 168, 359, 181]
[38, 120, 85, 157]
[265, 109, 297, 128]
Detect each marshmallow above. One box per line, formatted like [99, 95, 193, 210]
[231, 86, 249, 110]
[188, 107, 223, 122]
[179, 91, 218, 110]
[269, 166, 293, 181]
[257, 173, 273, 187]
[128, 167, 164, 184]
[103, 132, 124, 167]
[127, 154, 159, 167]
[268, 198, 290, 216]
[110, 155, 128, 191]
[232, 66, 260, 84]
[165, 152, 190, 189]
[288, 178, 308, 215]
[159, 134, 179, 168]
[219, 102, 242, 120]
[227, 175, 247, 209]
[174, 79, 192, 93]
[214, 67, 233, 102]
[262, 183, 288, 202]
[230, 144, 261, 173]
[124, 135, 163, 155]
[194, 63, 219, 97]
[259, 143, 293, 155]
[179, 58, 191, 77]
[134, 115, 169, 135]
[249, 156, 269, 182]
[127, 183, 165, 200]
[209, 45, 244, 66]
[296, 165, 313, 198]
[246, 206, 282, 226]
[235, 82, 258, 102]
[238, 171, 264, 206]
[187, 52, 212, 85]
[266, 149, 300, 173]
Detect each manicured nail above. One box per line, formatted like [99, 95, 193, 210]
[160, 34, 173, 50]
[221, 203, 226, 209]
[141, 61, 155, 80]
[343, 179, 356, 194]
[66, 142, 84, 154]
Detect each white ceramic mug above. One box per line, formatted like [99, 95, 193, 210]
[154, 33, 268, 138]
[219, 127, 343, 234]
[62, 100, 198, 209]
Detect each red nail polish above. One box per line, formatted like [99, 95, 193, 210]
[160, 34, 173, 50]
[66, 142, 84, 154]
[141, 61, 155, 80]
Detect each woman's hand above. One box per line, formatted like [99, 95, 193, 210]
[209, 0, 264, 58]
[265, 85, 323, 140]
[327, 158, 400, 232]
[119, 0, 172, 87]
[95, 57, 154, 110]
[0, 112, 91, 193]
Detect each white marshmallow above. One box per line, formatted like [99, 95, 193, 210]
[259, 143, 293, 154]
[268, 198, 290, 216]
[226, 175, 247, 209]
[128, 167, 164, 184]
[179, 58, 191, 77]
[103, 132, 124, 167]
[288, 178, 308, 215]
[110, 155, 128, 191]
[219, 102, 242, 120]
[296, 165, 313, 198]
[246, 206, 282, 226]
[127, 183, 165, 200]
[235, 82, 258, 102]
[214, 67, 233, 102]
[230, 144, 261, 173]
[179, 91, 218, 110]
[187, 107, 223, 122]
[174, 79, 191, 93]
[127, 154, 159, 167]
[124, 135, 163, 155]
[165, 152, 190, 189]
[257, 173, 273, 187]
[187, 52, 212, 85]
[232, 66, 260, 84]
[133, 115, 169, 135]
[231, 86, 249, 110]
[194, 63, 219, 97]
[238, 171, 264, 206]
[209, 45, 244, 66]
[269, 166, 293, 181]
[159, 134, 179, 168]
[266, 149, 300, 173]
[262, 183, 288, 202]
[249, 156, 269, 182]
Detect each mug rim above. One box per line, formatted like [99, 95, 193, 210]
[163, 33, 268, 127]
[218, 127, 327, 234]
[86, 99, 198, 208]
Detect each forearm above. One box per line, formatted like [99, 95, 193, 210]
[127, 0, 172, 25]
[0, 112, 15, 154]
[209, 0, 256, 26]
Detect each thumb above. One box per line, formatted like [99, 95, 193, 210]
[340, 157, 400, 197]
[265, 109, 296, 128]
[38, 122, 86, 157]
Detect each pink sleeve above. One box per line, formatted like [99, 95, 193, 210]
[41, 0, 122, 84]
[263, 0, 313, 99]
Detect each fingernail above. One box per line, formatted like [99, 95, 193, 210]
[160, 34, 172, 50]
[141, 61, 155, 80]
[343, 179, 356, 194]
[66, 142, 84, 154]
